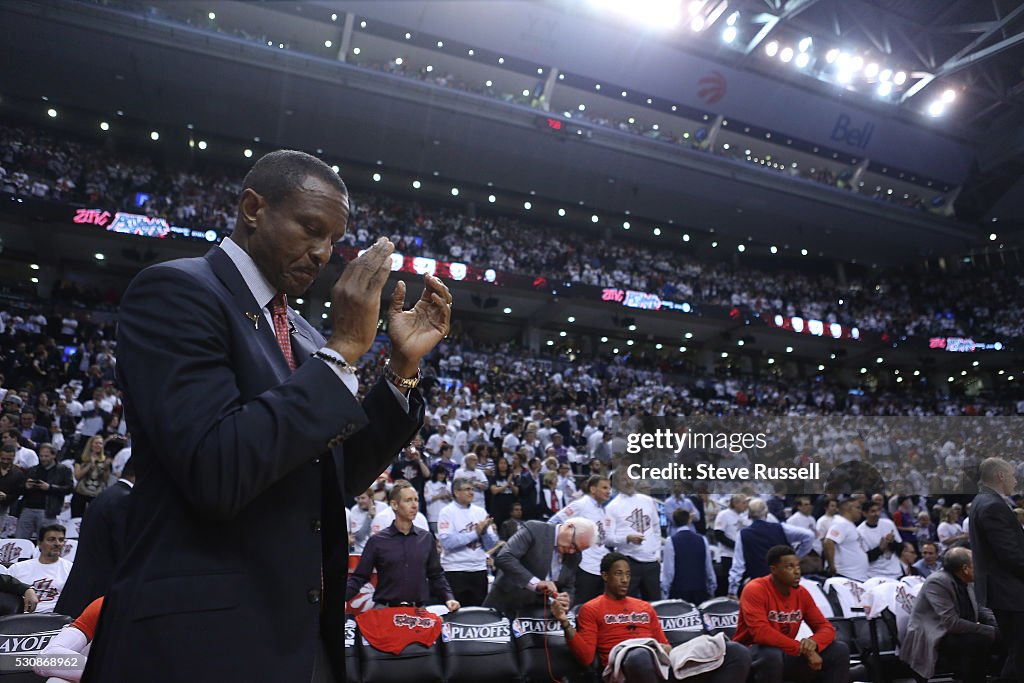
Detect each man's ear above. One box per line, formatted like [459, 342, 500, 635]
[238, 188, 265, 231]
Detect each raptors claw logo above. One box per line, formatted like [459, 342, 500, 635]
[697, 71, 727, 105]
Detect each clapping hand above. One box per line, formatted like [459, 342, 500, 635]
[326, 237, 396, 362]
[386, 274, 452, 377]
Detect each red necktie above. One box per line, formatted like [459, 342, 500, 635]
[550, 489, 559, 513]
[269, 293, 296, 371]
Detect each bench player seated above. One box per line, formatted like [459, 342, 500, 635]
[551, 552, 751, 682]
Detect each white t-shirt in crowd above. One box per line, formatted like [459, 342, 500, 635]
[348, 501, 389, 554]
[714, 507, 749, 559]
[437, 501, 496, 572]
[826, 516, 870, 582]
[606, 492, 662, 563]
[858, 518, 903, 579]
[788, 510, 822, 554]
[10, 558, 73, 613]
[14, 447, 38, 470]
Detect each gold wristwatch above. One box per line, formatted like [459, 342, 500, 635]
[384, 359, 421, 389]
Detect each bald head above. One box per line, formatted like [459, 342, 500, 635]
[942, 547, 974, 582]
[747, 498, 768, 520]
[979, 457, 1016, 496]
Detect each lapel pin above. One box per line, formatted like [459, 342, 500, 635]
[244, 312, 260, 329]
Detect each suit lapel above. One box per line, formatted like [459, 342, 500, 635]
[205, 247, 291, 379]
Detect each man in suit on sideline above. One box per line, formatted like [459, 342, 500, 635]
[900, 548, 1001, 683]
[969, 457, 1024, 682]
[484, 517, 595, 617]
[55, 456, 135, 618]
[83, 150, 451, 683]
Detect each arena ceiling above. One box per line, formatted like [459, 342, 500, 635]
[1, 0, 1021, 258]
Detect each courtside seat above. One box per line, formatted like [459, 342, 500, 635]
[800, 577, 836, 619]
[358, 610, 444, 683]
[0, 612, 73, 682]
[697, 597, 740, 639]
[345, 615, 360, 683]
[651, 599, 706, 646]
[511, 605, 588, 683]
[441, 607, 519, 683]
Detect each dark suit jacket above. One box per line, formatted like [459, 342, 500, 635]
[83, 247, 423, 682]
[483, 520, 580, 617]
[55, 479, 132, 617]
[968, 485, 1024, 612]
[900, 569, 997, 678]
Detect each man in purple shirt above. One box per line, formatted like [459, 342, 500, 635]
[345, 480, 460, 611]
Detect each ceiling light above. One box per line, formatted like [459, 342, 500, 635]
[765, 41, 779, 57]
[894, 71, 907, 85]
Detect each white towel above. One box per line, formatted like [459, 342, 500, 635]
[669, 633, 728, 680]
[604, 637, 671, 683]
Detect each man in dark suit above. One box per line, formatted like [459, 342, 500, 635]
[484, 517, 594, 617]
[901, 548, 1000, 683]
[969, 457, 1024, 682]
[55, 456, 135, 618]
[83, 151, 451, 683]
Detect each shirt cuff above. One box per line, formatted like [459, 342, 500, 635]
[386, 381, 411, 413]
[528, 576, 541, 589]
[316, 347, 359, 397]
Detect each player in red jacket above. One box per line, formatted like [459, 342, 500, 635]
[734, 545, 849, 683]
[552, 552, 751, 682]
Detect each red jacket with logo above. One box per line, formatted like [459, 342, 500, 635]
[734, 576, 835, 656]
